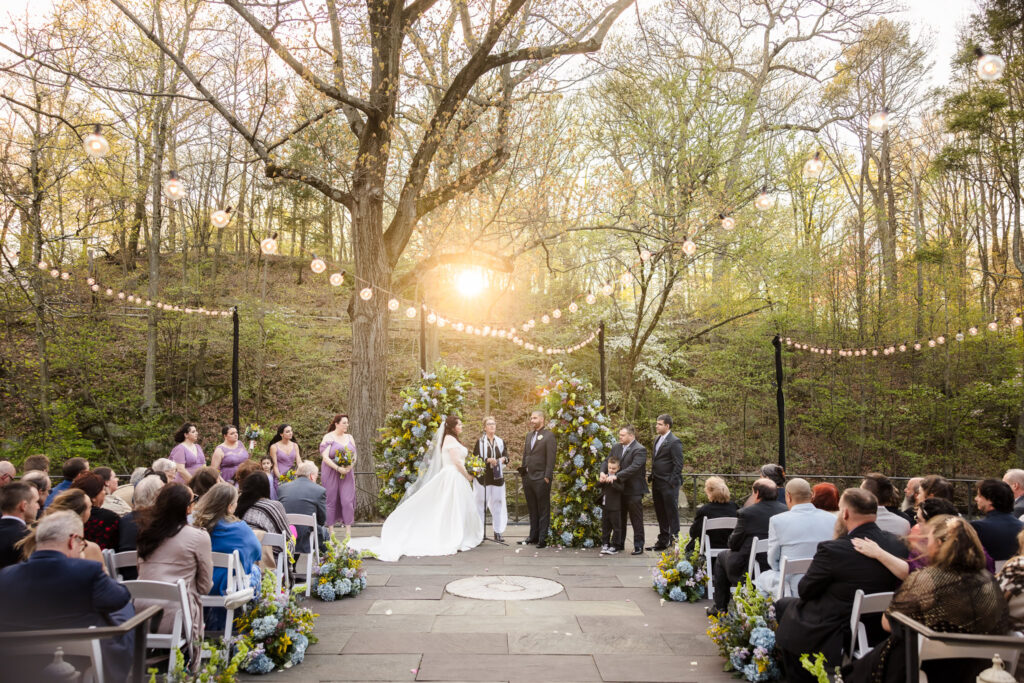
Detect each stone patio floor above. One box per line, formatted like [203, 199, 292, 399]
[244, 523, 735, 683]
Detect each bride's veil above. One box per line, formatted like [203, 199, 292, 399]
[396, 419, 446, 507]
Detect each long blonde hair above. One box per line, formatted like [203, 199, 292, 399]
[192, 482, 238, 532]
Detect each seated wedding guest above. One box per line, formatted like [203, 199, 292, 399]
[71, 470, 119, 550]
[116, 474, 166, 579]
[971, 478, 1023, 561]
[0, 483, 39, 568]
[193, 483, 262, 596]
[997, 528, 1024, 628]
[861, 473, 911, 536]
[236, 458, 278, 500]
[94, 466, 131, 517]
[151, 457, 177, 481]
[0, 511, 135, 682]
[0, 462, 13, 487]
[20, 470, 51, 517]
[136, 483, 211, 668]
[743, 464, 786, 507]
[189, 466, 222, 500]
[774, 488, 907, 683]
[901, 476, 922, 519]
[686, 476, 739, 552]
[24, 488, 105, 564]
[21, 453, 50, 474]
[1003, 469, 1024, 518]
[278, 461, 328, 553]
[598, 455, 624, 554]
[709, 478, 787, 614]
[846, 515, 1010, 683]
[811, 482, 840, 513]
[111, 466, 148, 509]
[916, 474, 954, 506]
[236, 473, 289, 569]
[756, 478, 835, 597]
[44, 456, 88, 506]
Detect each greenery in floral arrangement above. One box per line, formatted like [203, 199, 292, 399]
[233, 572, 318, 674]
[314, 535, 370, 601]
[651, 535, 707, 602]
[150, 640, 250, 683]
[706, 574, 781, 682]
[375, 365, 471, 516]
[538, 364, 613, 548]
[799, 653, 842, 683]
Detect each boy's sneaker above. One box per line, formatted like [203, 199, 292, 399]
[599, 544, 610, 554]
[605, 547, 619, 555]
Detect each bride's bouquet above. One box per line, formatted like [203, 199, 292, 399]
[464, 452, 486, 479]
[330, 443, 355, 479]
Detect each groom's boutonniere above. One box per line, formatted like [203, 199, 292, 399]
[536, 434, 543, 441]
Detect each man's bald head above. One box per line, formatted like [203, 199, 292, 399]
[785, 478, 812, 505]
[752, 477, 778, 502]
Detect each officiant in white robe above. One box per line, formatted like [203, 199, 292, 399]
[473, 417, 509, 542]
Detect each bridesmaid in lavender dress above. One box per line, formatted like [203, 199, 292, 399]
[211, 425, 251, 484]
[267, 424, 302, 480]
[320, 414, 357, 538]
[260, 457, 279, 500]
[169, 423, 206, 484]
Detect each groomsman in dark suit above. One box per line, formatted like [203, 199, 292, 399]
[519, 410, 556, 548]
[601, 425, 648, 555]
[647, 414, 683, 551]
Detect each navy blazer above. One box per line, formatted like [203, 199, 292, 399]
[971, 511, 1024, 561]
[602, 440, 649, 497]
[0, 517, 28, 569]
[650, 432, 683, 488]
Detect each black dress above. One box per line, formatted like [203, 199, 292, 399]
[685, 501, 739, 551]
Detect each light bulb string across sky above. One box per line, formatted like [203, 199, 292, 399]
[784, 314, 1024, 358]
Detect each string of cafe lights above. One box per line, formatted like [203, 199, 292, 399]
[71, 48, 1008, 340]
[784, 314, 1024, 358]
[33, 259, 235, 317]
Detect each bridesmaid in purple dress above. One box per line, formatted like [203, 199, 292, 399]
[267, 424, 302, 479]
[320, 414, 357, 538]
[211, 425, 251, 484]
[260, 457, 279, 500]
[169, 423, 206, 484]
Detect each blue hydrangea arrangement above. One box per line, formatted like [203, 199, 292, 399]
[706, 575, 781, 681]
[374, 365, 470, 516]
[651, 534, 707, 602]
[234, 572, 318, 674]
[540, 364, 613, 547]
[314, 536, 370, 601]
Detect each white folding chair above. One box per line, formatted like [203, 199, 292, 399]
[700, 516, 738, 601]
[995, 559, 1008, 574]
[260, 532, 290, 592]
[287, 513, 320, 597]
[24, 629, 105, 683]
[200, 551, 253, 643]
[110, 550, 138, 581]
[775, 557, 814, 600]
[746, 537, 770, 581]
[848, 589, 895, 660]
[122, 579, 194, 660]
[889, 610, 1024, 681]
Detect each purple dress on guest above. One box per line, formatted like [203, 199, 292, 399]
[169, 443, 206, 483]
[273, 442, 299, 476]
[216, 442, 250, 483]
[320, 437, 356, 527]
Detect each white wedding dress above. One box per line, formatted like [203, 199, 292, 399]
[349, 431, 483, 562]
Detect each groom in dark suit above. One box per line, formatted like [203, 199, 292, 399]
[647, 414, 683, 551]
[601, 425, 648, 555]
[519, 410, 556, 548]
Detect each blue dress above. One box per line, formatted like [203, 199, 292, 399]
[205, 519, 262, 630]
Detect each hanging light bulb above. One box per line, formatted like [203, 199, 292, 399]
[976, 48, 1006, 82]
[83, 124, 110, 158]
[914, 342, 922, 351]
[868, 108, 890, 134]
[872, 349, 879, 356]
[427, 312, 437, 324]
[541, 315, 550, 324]
[359, 287, 373, 301]
[640, 249, 652, 262]
[956, 331, 965, 342]
[1014, 316, 1023, 327]
[720, 214, 735, 230]
[568, 302, 578, 313]
[802, 151, 824, 179]
[329, 272, 344, 287]
[937, 335, 945, 345]
[586, 294, 596, 305]
[90, 283, 99, 292]
[211, 206, 233, 228]
[260, 233, 279, 255]
[928, 339, 936, 347]
[601, 284, 614, 296]
[163, 170, 186, 202]
[988, 321, 998, 331]
[117, 292, 126, 300]
[681, 238, 697, 256]
[620, 272, 632, 286]
[969, 326, 979, 336]
[527, 319, 536, 328]
[437, 317, 446, 328]
[405, 306, 416, 318]
[754, 187, 775, 211]
[49, 268, 60, 278]
[552, 309, 562, 319]
[899, 344, 907, 352]
[455, 322, 465, 332]
[86, 277, 95, 286]
[37, 260, 48, 270]
[310, 255, 326, 274]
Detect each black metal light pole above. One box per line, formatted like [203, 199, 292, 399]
[772, 334, 786, 470]
[232, 306, 240, 428]
[599, 320, 607, 413]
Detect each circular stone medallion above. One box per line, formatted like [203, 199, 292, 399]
[445, 575, 564, 601]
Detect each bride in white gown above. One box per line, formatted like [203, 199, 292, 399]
[349, 415, 483, 562]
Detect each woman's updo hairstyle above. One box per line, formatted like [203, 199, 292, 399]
[173, 422, 197, 444]
[443, 415, 461, 443]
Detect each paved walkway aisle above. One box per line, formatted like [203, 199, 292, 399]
[246, 524, 734, 682]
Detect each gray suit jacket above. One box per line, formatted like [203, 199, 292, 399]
[278, 476, 327, 553]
